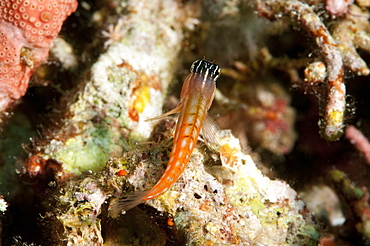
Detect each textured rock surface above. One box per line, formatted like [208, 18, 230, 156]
[32, 0, 184, 178]
[49, 131, 318, 245]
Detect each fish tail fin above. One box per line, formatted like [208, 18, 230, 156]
[108, 191, 149, 217]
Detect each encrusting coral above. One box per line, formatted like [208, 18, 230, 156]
[0, 0, 77, 113]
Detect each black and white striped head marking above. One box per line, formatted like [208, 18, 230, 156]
[191, 60, 220, 80]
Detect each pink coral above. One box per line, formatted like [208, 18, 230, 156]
[326, 0, 354, 16]
[345, 125, 370, 164]
[0, 0, 78, 111]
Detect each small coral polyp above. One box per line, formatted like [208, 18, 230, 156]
[0, 0, 78, 111]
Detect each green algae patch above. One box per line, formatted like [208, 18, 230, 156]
[53, 125, 114, 175]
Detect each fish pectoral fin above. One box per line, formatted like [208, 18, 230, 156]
[201, 114, 221, 151]
[145, 101, 184, 122]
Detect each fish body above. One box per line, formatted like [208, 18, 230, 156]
[111, 59, 220, 213]
[144, 59, 220, 200]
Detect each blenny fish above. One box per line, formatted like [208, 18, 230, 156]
[110, 59, 220, 214]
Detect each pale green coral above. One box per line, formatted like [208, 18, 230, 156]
[51, 125, 114, 174]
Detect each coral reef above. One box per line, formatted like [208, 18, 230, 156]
[218, 66, 297, 155]
[29, 0, 184, 179]
[3, 0, 370, 245]
[43, 131, 318, 245]
[254, 0, 346, 141]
